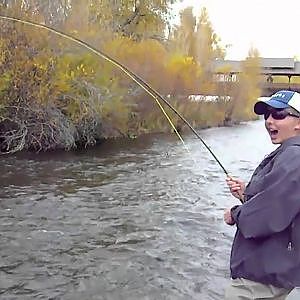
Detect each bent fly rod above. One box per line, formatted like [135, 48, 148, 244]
[0, 15, 229, 176]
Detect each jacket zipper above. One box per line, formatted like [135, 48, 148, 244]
[287, 222, 295, 251]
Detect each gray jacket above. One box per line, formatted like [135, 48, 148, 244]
[231, 136, 300, 288]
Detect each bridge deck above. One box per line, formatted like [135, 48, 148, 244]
[212, 58, 300, 96]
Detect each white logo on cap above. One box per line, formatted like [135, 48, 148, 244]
[275, 93, 286, 98]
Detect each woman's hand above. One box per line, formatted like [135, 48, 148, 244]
[224, 208, 235, 225]
[226, 176, 245, 202]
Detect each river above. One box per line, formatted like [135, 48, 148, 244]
[0, 119, 299, 300]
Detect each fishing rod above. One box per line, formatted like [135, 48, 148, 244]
[0, 14, 229, 176]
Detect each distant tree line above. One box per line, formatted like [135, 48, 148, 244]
[0, 0, 261, 154]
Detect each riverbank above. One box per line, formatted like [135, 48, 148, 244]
[0, 112, 259, 156]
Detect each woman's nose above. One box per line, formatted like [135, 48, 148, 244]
[265, 113, 274, 122]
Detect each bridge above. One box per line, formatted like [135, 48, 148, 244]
[212, 58, 300, 96]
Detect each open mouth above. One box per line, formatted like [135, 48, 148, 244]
[269, 129, 278, 138]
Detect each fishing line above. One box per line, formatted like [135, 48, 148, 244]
[0, 15, 229, 175]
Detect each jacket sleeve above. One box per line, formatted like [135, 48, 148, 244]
[231, 146, 300, 239]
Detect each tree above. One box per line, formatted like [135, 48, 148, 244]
[170, 7, 225, 62]
[0, 0, 71, 25]
[194, 8, 225, 68]
[238, 47, 261, 117]
[89, 0, 176, 40]
[170, 7, 196, 55]
[169, 7, 225, 94]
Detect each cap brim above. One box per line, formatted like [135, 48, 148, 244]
[254, 99, 289, 115]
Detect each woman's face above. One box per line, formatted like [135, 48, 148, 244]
[264, 108, 300, 144]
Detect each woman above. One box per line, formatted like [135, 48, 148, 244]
[224, 90, 300, 299]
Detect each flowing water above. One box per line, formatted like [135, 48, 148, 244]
[0, 120, 299, 300]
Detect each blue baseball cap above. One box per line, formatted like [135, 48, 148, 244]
[254, 90, 300, 115]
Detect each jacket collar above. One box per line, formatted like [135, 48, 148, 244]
[281, 135, 300, 147]
[252, 135, 300, 176]
[263, 136, 300, 162]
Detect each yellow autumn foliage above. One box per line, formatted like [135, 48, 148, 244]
[165, 54, 202, 94]
[0, 0, 269, 153]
